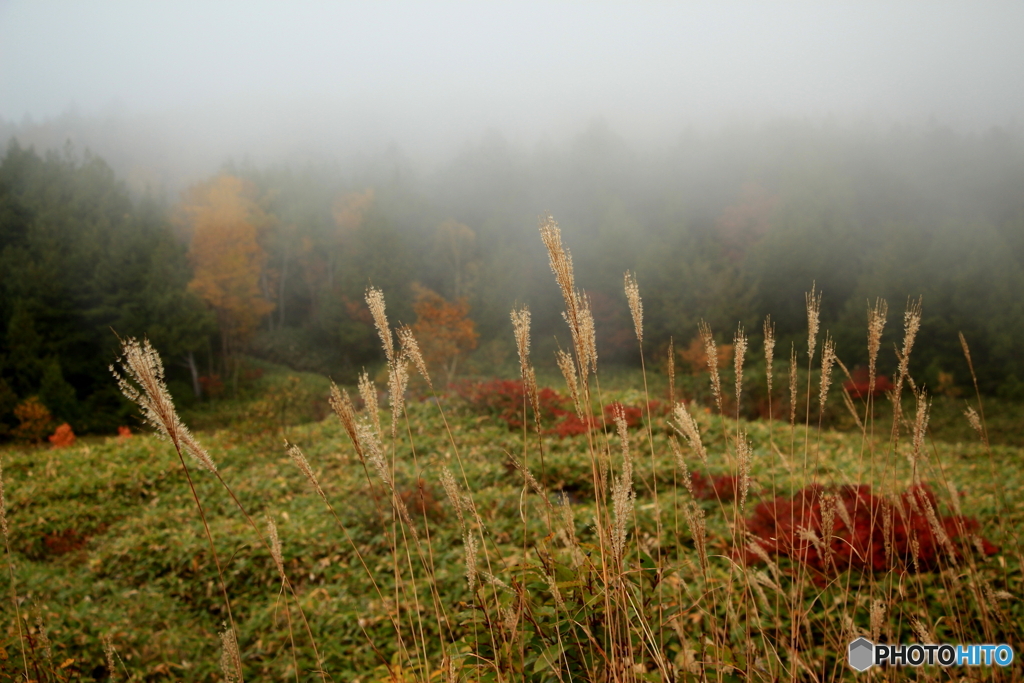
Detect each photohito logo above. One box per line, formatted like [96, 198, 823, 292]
[848, 638, 1014, 671]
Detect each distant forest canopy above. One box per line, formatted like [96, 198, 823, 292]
[1, 120, 1023, 435]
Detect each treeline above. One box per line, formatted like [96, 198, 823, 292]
[2, 120, 1023, 435]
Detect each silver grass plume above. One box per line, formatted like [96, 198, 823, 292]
[219, 626, 242, 683]
[737, 433, 753, 513]
[672, 402, 708, 465]
[329, 383, 364, 461]
[365, 286, 394, 364]
[556, 349, 582, 418]
[286, 441, 325, 501]
[909, 389, 930, 478]
[102, 634, 118, 681]
[358, 371, 382, 441]
[464, 532, 479, 592]
[624, 270, 643, 343]
[265, 514, 286, 581]
[870, 600, 886, 642]
[387, 355, 409, 438]
[763, 316, 775, 396]
[397, 325, 431, 388]
[867, 299, 888, 396]
[610, 406, 635, 561]
[698, 321, 723, 413]
[789, 343, 798, 425]
[806, 283, 822, 363]
[440, 467, 466, 532]
[668, 436, 694, 497]
[36, 615, 52, 669]
[734, 323, 747, 407]
[892, 297, 923, 424]
[964, 406, 984, 442]
[818, 334, 836, 411]
[111, 337, 216, 472]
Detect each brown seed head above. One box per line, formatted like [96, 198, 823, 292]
[365, 286, 394, 363]
[867, 298, 888, 392]
[397, 325, 431, 388]
[806, 282, 822, 362]
[763, 316, 775, 394]
[624, 270, 643, 343]
[265, 514, 286, 580]
[111, 337, 216, 472]
[510, 306, 532, 376]
[734, 323, 747, 406]
[698, 321, 722, 413]
[818, 334, 836, 411]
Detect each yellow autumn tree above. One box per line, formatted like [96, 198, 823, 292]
[179, 175, 275, 384]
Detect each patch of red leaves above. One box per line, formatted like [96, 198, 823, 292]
[48, 423, 75, 448]
[454, 380, 649, 437]
[690, 472, 739, 501]
[843, 367, 894, 399]
[742, 483, 998, 577]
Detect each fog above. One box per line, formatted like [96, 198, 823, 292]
[3, 2, 1024, 191]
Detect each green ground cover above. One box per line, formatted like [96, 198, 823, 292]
[1, 367, 1020, 681]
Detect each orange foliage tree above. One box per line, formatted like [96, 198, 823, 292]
[13, 396, 52, 443]
[178, 175, 275, 386]
[678, 335, 734, 375]
[410, 285, 479, 387]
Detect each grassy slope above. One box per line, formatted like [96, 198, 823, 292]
[1, 377, 1021, 681]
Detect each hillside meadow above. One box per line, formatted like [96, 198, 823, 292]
[1, 353, 1021, 681]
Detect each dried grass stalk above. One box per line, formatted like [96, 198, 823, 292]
[667, 337, 676, 406]
[669, 436, 693, 497]
[329, 383, 364, 461]
[365, 286, 394, 363]
[511, 306, 532, 376]
[734, 323, 747, 407]
[397, 325, 431, 388]
[763, 316, 775, 396]
[672, 403, 708, 465]
[789, 343, 798, 425]
[624, 270, 643, 343]
[358, 371, 382, 441]
[287, 441, 325, 501]
[818, 334, 836, 411]
[556, 349, 582, 418]
[867, 298, 888, 395]
[698, 321, 723, 412]
[610, 406, 635, 561]
[266, 514, 286, 581]
[540, 215, 596, 374]
[806, 283, 822, 363]
[111, 338, 216, 472]
[737, 433, 753, 512]
[870, 600, 886, 642]
[219, 627, 242, 683]
[102, 634, 118, 681]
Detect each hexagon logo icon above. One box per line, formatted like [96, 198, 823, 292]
[848, 637, 874, 672]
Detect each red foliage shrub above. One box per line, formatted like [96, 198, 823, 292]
[690, 472, 738, 501]
[843, 367, 894, 399]
[454, 380, 648, 437]
[742, 483, 997, 577]
[454, 379, 564, 431]
[117, 426, 132, 439]
[604, 402, 643, 428]
[48, 422, 76, 448]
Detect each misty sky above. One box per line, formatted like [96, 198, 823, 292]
[3, 2, 1024, 167]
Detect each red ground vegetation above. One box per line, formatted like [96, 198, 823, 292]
[453, 379, 650, 437]
[742, 483, 998, 577]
